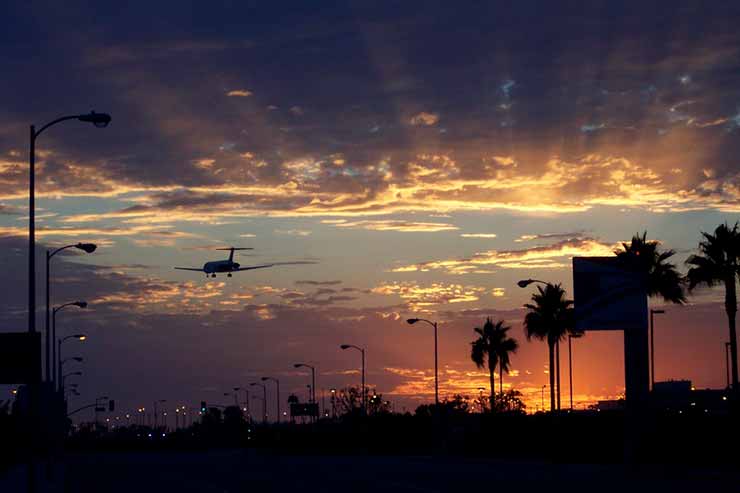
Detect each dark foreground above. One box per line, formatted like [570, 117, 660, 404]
[9, 450, 733, 492]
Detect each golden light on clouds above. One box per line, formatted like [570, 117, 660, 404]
[393, 238, 617, 274]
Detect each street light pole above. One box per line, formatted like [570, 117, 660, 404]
[541, 384, 545, 411]
[294, 363, 316, 403]
[261, 377, 281, 423]
[58, 335, 86, 395]
[52, 301, 88, 390]
[28, 112, 111, 335]
[340, 344, 366, 414]
[568, 335, 574, 410]
[250, 383, 267, 423]
[46, 244, 95, 382]
[406, 318, 439, 405]
[153, 399, 166, 428]
[650, 309, 666, 390]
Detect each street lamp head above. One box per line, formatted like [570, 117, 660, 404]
[71, 371, 82, 376]
[652, 309, 666, 314]
[261, 377, 269, 381]
[340, 344, 351, 350]
[73, 334, 87, 341]
[250, 382, 259, 387]
[72, 357, 83, 362]
[72, 301, 88, 309]
[233, 387, 240, 391]
[406, 318, 420, 325]
[78, 111, 111, 128]
[75, 243, 97, 254]
[294, 363, 304, 368]
[517, 279, 534, 288]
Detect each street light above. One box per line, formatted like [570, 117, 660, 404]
[45, 243, 96, 381]
[261, 377, 281, 423]
[28, 112, 110, 335]
[53, 301, 88, 390]
[517, 278, 550, 288]
[61, 370, 82, 389]
[58, 334, 86, 394]
[293, 363, 316, 403]
[650, 309, 666, 389]
[250, 382, 268, 423]
[340, 344, 366, 415]
[406, 318, 439, 405]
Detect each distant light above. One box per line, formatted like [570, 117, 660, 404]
[722, 396, 728, 401]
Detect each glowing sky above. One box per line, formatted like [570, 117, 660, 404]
[0, 2, 738, 417]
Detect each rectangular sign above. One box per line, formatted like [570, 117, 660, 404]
[573, 257, 648, 331]
[0, 332, 41, 383]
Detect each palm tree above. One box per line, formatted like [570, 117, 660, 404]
[615, 231, 686, 304]
[495, 325, 519, 394]
[686, 222, 740, 393]
[523, 283, 577, 411]
[471, 318, 518, 408]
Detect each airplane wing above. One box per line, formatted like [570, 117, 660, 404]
[233, 264, 274, 271]
[174, 267, 205, 272]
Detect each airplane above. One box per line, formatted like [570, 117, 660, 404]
[174, 247, 274, 278]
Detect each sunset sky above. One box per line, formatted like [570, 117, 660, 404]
[1, 2, 738, 417]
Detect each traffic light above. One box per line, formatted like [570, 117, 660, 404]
[109, 399, 115, 412]
[200, 401, 207, 413]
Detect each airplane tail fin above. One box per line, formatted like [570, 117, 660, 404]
[215, 246, 253, 263]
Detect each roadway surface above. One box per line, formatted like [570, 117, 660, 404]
[58, 450, 739, 492]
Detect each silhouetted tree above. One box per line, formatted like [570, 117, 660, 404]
[615, 231, 687, 304]
[523, 283, 576, 411]
[335, 386, 363, 416]
[491, 389, 526, 414]
[470, 318, 518, 408]
[686, 222, 740, 392]
[367, 391, 392, 415]
[415, 394, 470, 418]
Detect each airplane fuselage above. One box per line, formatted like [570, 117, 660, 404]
[203, 260, 240, 274]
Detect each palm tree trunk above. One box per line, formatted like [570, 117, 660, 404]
[500, 370, 503, 394]
[556, 340, 561, 410]
[726, 276, 738, 393]
[548, 340, 556, 412]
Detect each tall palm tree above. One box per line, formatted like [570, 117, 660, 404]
[471, 318, 518, 407]
[615, 231, 686, 304]
[494, 323, 519, 394]
[686, 222, 740, 393]
[523, 283, 577, 411]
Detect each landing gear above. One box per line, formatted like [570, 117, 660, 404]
[211, 273, 217, 278]
[227, 273, 232, 278]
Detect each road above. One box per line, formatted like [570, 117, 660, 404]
[58, 450, 739, 492]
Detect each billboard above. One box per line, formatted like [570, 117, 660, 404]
[573, 257, 648, 331]
[0, 332, 41, 383]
